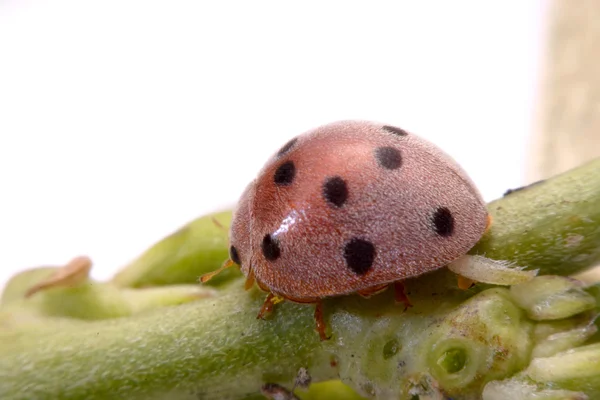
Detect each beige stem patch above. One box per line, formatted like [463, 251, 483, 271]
[24, 255, 92, 298]
[448, 255, 538, 286]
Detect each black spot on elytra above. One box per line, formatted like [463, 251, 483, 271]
[229, 245, 241, 265]
[375, 146, 402, 170]
[277, 137, 298, 157]
[323, 176, 348, 207]
[382, 125, 408, 136]
[262, 234, 281, 261]
[344, 238, 375, 275]
[274, 161, 296, 186]
[432, 207, 454, 237]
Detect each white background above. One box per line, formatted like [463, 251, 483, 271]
[0, 1, 548, 291]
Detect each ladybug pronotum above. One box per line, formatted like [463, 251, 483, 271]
[202, 120, 510, 341]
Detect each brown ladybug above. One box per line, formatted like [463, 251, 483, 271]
[202, 120, 531, 341]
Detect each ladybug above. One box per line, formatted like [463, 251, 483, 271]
[202, 120, 493, 340]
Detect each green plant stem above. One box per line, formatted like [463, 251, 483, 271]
[2, 272, 598, 400]
[471, 158, 600, 275]
[111, 210, 238, 288]
[0, 270, 527, 400]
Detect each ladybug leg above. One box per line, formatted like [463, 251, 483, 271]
[485, 214, 493, 234]
[257, 293, 285, 319]
[457, 275, 476, 290]
[210, 216, 228, 232]
[356, 284, 388, 298]
[244, 268, 256, 290]
[314, 300, 330, 341]
[393, 281, 413, 311]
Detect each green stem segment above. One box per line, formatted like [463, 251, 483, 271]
[471, 158, 600, 275]
[111, 210, 239, 288]
[0, 272, 528, 400]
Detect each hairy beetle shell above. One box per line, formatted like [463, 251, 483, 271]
[229, 120, 488, 302]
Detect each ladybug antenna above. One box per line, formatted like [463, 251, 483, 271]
[210, 216, 228, 233]
[199, 259, 234, 283]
